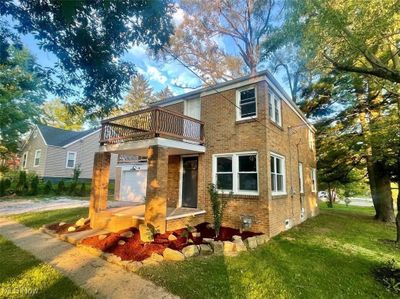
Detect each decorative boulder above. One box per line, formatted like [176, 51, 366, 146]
[139, 224, 154, 243]
[256, 234, 269, 245]
[75, 217, 87, 227]
[233, 239, 247, 252]
[58, 222, 66, 226]
[245, 236, 258, 249]
[223, 241, 235, 253]
[199, 244, 213, 255]
[67, 226, 76, 232]
[202, 238, 214, 243]
[142, 257, 160, 266]
[125, 261, 143, 272]
[98, 234, 107, 241]
[150, 253, 164, 262]
[168, 234, 177, 241]
[106, 254, 122, 264]
[210, 240, 223, 255]
[232, 235, 242, 241]
[118, 240, 126, 246]
[163, 248, 185, 261]
[192, 232, 201, 238]
[120, 231, 133, 238]
[182, 245, 200, 258]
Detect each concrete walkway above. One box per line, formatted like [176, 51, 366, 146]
[0, 218, 178, 299]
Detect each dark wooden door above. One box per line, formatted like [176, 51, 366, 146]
[182, 157, 198, 208]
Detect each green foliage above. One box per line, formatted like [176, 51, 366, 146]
[79, 183, 87, 197]
[56, 180, 65, 195]
[43, 180, 53, 195]
[68, 182, 77, 196]
[207, 183, 228, 237]
[29, 175, 39, 196]
[72, 166, 81, 183]
[0, 0, 175, 116]
[0, 178, 11, 196]
[15, 171, 28, 195]
[42, 99, 85, 130]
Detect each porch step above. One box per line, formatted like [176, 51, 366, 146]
[91, 212, 144, 233]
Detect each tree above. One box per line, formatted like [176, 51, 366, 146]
[0, 0, 175, 116]
[0, 25, 45, 160]
[42, 99, 85, 131]
[123, 74, 156, 112]
[154, 86, 174, 101]
[287, 0, 400, 83]
[166, 0, 284, 83]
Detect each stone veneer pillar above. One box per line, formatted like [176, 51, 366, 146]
[144, 145, 168, 233]
[89, 152, 111, 218]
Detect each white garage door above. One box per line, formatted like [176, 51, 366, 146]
[120, 164, 147, 203]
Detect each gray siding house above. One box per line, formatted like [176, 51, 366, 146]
[20, 125, 117, 181]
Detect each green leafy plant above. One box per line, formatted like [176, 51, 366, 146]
[29, 175, 39, 195]
[56, 180, 65, 195]
[16, 171, 28, 195]
[374, 259, 400, 294]
[72, 166, 81, 183]
[0, 178, 11, 196]
[43, 180, 53, 195]
[208, 183, 228, 238]
[79, 183, 87, 197]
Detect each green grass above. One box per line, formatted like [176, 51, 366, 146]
[0, 235, 91, 298]
[138, 204, 399, 299]
[9, 207, 88, 229]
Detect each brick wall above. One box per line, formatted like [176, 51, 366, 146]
[167, 155, 180, 208]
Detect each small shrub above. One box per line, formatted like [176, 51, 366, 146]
[72, 166, 81, 183]
[374, 259, 400, 294]
[79, 183, 87, 197]
[0, 178, 11, 196]
[56, 180, 65, 195]
[208, 183, 228, 237]
[43, 180, 53, 194]
[69, 182, 77, 195]
[16, 171, 28, 195]
[29, 175, 39, 195]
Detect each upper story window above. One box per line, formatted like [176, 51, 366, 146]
[268, 92, 282, 126]
[66, 151, 77, 169]
[236, 87, 257, 121]
[213, 152, 258, 195]
[298, 162, 304, 194]
[22, 152, 28, 169]
[270, 152, 286, 195]
[308, 129, 315, 150]
[311, 168, 317, 192]
[34, 150, 41, 167]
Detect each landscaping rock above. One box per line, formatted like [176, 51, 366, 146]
[199, 244, 213, 255]
[182, 245, 200, 258]
[210, 240, 223, 255]
[192, 232, 201, 238]
[124, 261, 143, 272]
[223, 241, 235, 253]
[118, 240, 126, 246]
[59, 222, 66, 226]
[232, 235, 242, 241]
[67, 226, 76, 232]
[256, 234, 269, 245]
[163, 248, 185, 261]
[75, 217, 87, 227]
[139, 224, 154, 243]
[77, 244, 103, 257]
[245, 236, 258, 249]
[168, 234, 177, 241]
[150, 253, 164, 262]
[106, 253, 122, 264]
[188, 239, 194, 244]
[203, 238, 214, 243]
[98, 234, 107, 241]
[233, 239, 247, 252]
[142, 257, 160, 266]
[120, 231, 133, 238]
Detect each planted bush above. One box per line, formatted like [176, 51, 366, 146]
[207, 183, 228, 237]
[0, 179, 11, 197]
[16, 171, 28, 195]
[43, 180, 53, 194]
[79, 183, 87, 197]
[56, 180, 65, 195]
[29, 175, 39, 195]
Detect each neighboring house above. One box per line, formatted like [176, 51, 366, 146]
[20, 124, 117, 181]
[89, 70, 318, 238]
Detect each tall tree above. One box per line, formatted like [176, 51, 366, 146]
[42, 99, 85, 131]
[0, 0, 175, 116]
[123, 74, 155, 112]
[0, 25, 45, 159]
[166, 0, 284, 83]
[287, 0, 400, 83]
[154, 86, 174, 100]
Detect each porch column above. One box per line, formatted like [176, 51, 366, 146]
[144, 145, 168, 233]
[89, 152, 111, 218]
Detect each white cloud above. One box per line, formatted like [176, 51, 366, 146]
[129, 44, 148, 57]
[172, 7, 185, 27]
[147, 66, 168, 84]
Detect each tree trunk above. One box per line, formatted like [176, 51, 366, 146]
[327, 182, 333, 208]
[396, 182, 400, 243]
[373, 161, 395, 222]
[366, 157, 380, 219]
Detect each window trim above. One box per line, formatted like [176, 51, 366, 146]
[236, 86, 257, 121]
[22, 152, 28, 169]
[212, 151, 259, 196]
[33, 149, 41, 167]
[268, 92, 282, 126]
[66, 151, 77, 169]
[298, 162, 304, 194]
[308, 129, 315, 150]
[270, 152, 286, 196]
[311, 168, 317, 192]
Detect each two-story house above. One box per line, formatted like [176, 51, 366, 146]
[89, 70, 318, 237]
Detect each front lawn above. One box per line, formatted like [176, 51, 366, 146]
[9, 207, 88, 229]
[138, 205, 398, 298]
[0, 235, 91, 298]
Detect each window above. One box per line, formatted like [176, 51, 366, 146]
[309, 129, 315, 150]
[66, 151, 77, 169]
[298, 162, 304, 194]
[22, 152, 28, 169]
[236, 87, 257, 120]
[213, 152, 258, 195]
[268, 92, 282, 126]
[34, 150, 41, 167]
[311, 168, 317, 192]
[270, 153, 286, 195]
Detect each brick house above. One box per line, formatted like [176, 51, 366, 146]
[89, 70, 318, 237]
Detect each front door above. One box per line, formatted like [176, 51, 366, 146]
[181, 156, 198, 208]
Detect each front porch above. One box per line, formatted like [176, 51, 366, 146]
[89, 107, 206, 233]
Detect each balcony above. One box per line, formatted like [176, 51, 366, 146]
[100, 107, 205, 147]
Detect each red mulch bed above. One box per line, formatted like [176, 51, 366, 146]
[80, 222, 262, 262]
[47, 222, 91, 234]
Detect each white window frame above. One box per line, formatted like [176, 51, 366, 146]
[298, 162, 304, 194]
[22, 152, 28, 169]
[268, 92, 282, 126]
[311, 168, 317, 192]
[33, 149, 41, 167]
[66, 151, 77, 169]
[212, 151, 259, 196]
[309, 129, 315, 150]
[270, 152, 286, 196]
[236, 86, 257, 121]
